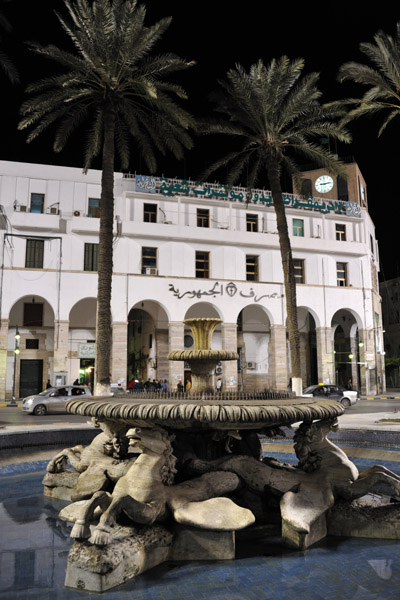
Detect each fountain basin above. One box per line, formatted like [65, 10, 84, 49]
[66, 394, 344, 430]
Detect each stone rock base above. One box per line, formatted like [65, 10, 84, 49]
[328, 496, 400, 539]
[65, 524, 173, 593]
[281, 511, 327, 550]
[43, 471, 79, 501]
[170, 524, 235, 560]
[64, 523, 237, 592]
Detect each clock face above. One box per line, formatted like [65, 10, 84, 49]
[315, 175, 334, 194]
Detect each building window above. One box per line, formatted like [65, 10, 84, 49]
[370, 234, 374, 256]
[246, 255, 259, 281]
[25, 239, 44, 268]
[144, 203, 157, 223]
[293, 259, 305, 284]
[142, 247, 157, 274]
[84, 243, 99, 271]
[23, 303, 43, 327]
[195, 251, 209, 278]
[26, 339, 39, 349]
[197, 208, 209, 227]
[336, 224, 346, 241]
[337, 176, 348, 202]
[88, 198, 100, 218]
[300, 178, 312, 197]
[246, 214, 258, 232]
[337, 262, 348, 287]
[30, 193, 44, 214]
[293, 219, 304, 237]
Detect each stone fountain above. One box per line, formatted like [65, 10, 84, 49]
[43, 319, 400, 593]
[168, 318, 238, 392]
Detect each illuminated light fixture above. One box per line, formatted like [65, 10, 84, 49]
[14, 348, 20, 355]
[358, 342, 364, 347]
[348, 353, 354, 359]
[15, 332, 20, 340]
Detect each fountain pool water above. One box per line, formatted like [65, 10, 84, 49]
[2, 446, 400, 600]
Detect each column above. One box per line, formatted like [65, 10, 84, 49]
[299, 332, 309, 384]
[222, 323, 238, 391]
[156, 328, 169, 382]
[0, 319, 8, 400]
[53, 320, 69, 382]
[111, 322, 128, 385]
[269, 325, 288, 390]
[316, 327, 334, 385]
[350, 336, 359, 391]
[358, 328, 376, 396]
[169, 321, 184, 389]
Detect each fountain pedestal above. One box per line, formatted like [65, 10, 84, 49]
[168, 318, 238, 393]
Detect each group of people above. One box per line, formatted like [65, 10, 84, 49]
[127, 378, 169, 393]
[127, 377, 224, 393]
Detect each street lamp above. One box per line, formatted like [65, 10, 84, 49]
[11, 326, 20, 406]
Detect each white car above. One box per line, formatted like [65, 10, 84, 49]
[21, 385, 92, 415]
[303, 384, 357, 408]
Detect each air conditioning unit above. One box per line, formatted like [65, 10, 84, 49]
[19, 205, 27, 212]
[163, 220, 173, 225]
[247, 361, 256, 370]
[145, 267, 158, 275]
[73, 210, 81, 217]
[49, 207, 59, 215]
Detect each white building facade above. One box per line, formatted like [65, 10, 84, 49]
[0, 160, 385, 398]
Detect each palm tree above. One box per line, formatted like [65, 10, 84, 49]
[338, 22, 400, 136]
[19, 0, 194, 395]
[202, 57, 350, 395]
[0, 1, 19, 83]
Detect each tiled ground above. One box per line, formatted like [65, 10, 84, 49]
[1, 443, 400, 599]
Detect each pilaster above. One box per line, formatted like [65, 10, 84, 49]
[111, 322, 128, 385]
[0, 319, 8, 400]
[156, 329, 169, 382]
[222, 323, 238, 391]
[359, 328, 377, 396]
[168, 321, 184, 389]
[270, 325, 288, 390]
[53, 320, 69, 379]
[316, 327, 334, 385]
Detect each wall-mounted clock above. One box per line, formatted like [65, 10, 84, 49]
[315, 175, 334, 194]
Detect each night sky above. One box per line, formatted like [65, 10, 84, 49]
[1, 1, 400, 279]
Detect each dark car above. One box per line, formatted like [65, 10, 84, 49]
[303, 384, 357, 408]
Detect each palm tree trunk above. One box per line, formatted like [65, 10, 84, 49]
[266, 157, 302, 395]
[94, 104, 115, 396]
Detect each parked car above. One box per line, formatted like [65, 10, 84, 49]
[21, 385, 92, 415]
[302, 384, 358, 408]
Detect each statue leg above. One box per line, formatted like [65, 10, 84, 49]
[358, 465, 400, 483]
[339, 472, 400, 501]
[70, 491, 112, 540]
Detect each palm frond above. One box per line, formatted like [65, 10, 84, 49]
[338, 22, 400, 136]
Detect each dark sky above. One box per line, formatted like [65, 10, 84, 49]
[1, 1, 400, 279]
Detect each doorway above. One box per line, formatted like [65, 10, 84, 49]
[19, 359, 43, 397]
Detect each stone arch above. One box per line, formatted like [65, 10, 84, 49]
[128, 300, 170, 383]
[237, 304, 271, 391]
[296, 307, 318, 386]
[68, 298, 97, 387]
[331, 308, 362, 390]
[6, 295, 56, 399]
[184, 302, 223, 320]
